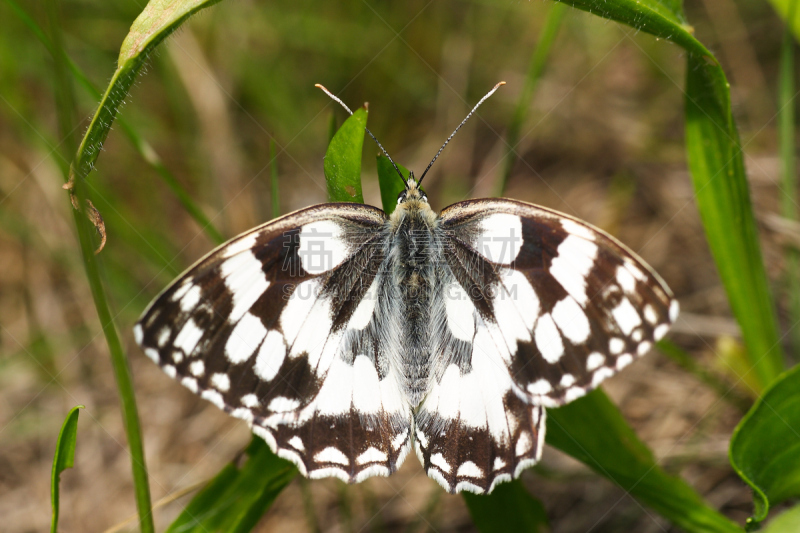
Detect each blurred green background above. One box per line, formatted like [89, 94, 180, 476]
[0, 0, 794, 530]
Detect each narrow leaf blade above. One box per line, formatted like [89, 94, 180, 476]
[51, 405, 83, 533]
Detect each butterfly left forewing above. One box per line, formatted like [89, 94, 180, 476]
[135, 203, 412, 483]
[438, 198, 677, 407]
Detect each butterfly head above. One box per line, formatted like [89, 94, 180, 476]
[397, 172, 428, 205]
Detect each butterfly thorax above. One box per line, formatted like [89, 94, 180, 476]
[388, 184, 441, 406]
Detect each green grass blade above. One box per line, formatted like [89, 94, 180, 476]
[779, 23, 800, 353]
[70, 0, 224, 190]
[551, 0, 784, 393]
[165, 438, 296, 533]
[463, 480, 548, 533]
[377, 155, 410, 214]
[325, 107, 367, 203]
[497, 2, 566, 196]
[45, 0, 155, 530]
[548, 390, 742, 532]
[50, 405, 83, 533]
[730, 364, 800, 526]
[271, 139, 281, 218]
[685, 55, 784, 391]
[553, 0, 709, 57]
[5, 0, 225, 245]
[768, 0, 800, 41]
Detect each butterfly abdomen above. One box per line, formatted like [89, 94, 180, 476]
[389, 202, 441, 405]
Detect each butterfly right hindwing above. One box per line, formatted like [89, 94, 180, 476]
[135, 203, 413, 483]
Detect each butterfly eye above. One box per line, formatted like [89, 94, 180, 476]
[397, 191, 407, 204]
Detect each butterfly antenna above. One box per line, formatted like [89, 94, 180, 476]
[417, 81, 506, 186]
[315, 84, 406, 187]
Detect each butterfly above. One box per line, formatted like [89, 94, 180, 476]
[134, 82, 677, 494]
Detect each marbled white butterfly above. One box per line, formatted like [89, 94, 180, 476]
[134, 82, 677, 494]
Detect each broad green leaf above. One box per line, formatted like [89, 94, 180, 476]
[324, 108, 367, 203]
[71, 0, 223, 187]
[376, 155, 410, 214]
[763, 505, 800, 533]
[50, 405, 83, 533]
[685, 55, 784, 391]
[730, 364, 800, 525]
[166, 437, 296, 533]
[463, 480, 548, 533]
[548, 390, 741, 533]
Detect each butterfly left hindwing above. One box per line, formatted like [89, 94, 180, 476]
[135, 203, 413, 483]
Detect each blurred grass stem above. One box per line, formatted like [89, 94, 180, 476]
[779, 7, 800, 355]
[497, 3, 566, 196]
[44, 0, 154, 531]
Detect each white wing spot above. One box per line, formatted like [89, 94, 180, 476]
[560, 374, 576, 387]
[669, 300, 680, 322]
[315, 446, 349, 465]
[445, 282, 476, 341]
[220, 251, 270, 323]
[644, 304, 658, 325]
[637, 341, 653, 356]
[616, 265, 637, 293]
[299, 220, 349, 274]
[254, 330, 286, 382]
[430, 452, 451, 473]
[609, 337, 626, 355]
[348, 279, 378, 330]
[156, 327, 170, 348]
[181, 377, 198, 393]
[493, 457, 506, 471]
[201, 389, 225, 409]
[550, 235, 598, 305]
[586, 352, 606, 371]
[357, 447, 388, 465]
[268, 396, 300, 412]
[211, 373, 230, 392]
[515, 431, 532, 456]
[144, 348, 160, 364]
[534, 314, 564, 363]
[225, 312, 267, 364]
[527, 379, 552, 395]
[392, 430, 408, 450]
[561, 219, 597, 241]
[476, 213, 523, 264]
[612, 297, 642, 335]
[551, 297, 591, 344]
[565, 387, 587, 402]
[241, 394, 260, 408]
[179, 285, 202, 313]
[163, 365, 176, 378]
[221, 232, 259, 259]
[457, 461, 483, 478]
[616, 353, 634, 370]
[352, 355, 381, 414]
[288, 436, 305, 452]
[172, 351, 184, 364]
[654, 324, 669, 341]
[592, 367, 615, 387]
[174, 318, 204, 357]
[189, 360, 205, 377]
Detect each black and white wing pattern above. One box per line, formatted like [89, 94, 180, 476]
[413, 198, 676, 494]
[134, 204, 413, 483]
